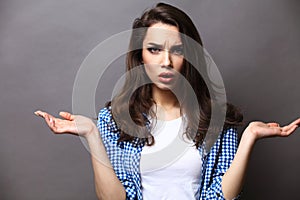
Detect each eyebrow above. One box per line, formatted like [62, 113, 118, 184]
[146, 43, 163, 48]
[145, 42, 183, 48]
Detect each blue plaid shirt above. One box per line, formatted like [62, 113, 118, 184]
[97, 107, 240, 200]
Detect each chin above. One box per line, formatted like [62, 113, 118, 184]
[154, 83, 176, 91]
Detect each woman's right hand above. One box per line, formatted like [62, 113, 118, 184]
[34, 110, 97, 138]
[35, 110, 126, 199]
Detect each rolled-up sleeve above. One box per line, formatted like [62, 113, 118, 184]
[97, 108, 138, 200]
[201, 128, 240, 200]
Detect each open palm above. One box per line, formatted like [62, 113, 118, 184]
[34, 110, 96, 137]
[247, 118, 300, 140]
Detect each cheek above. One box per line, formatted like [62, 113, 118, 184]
[142, 49, 161, 65]
[173, 57, 184, 71]
[144, 64, 160, 83]
[144, 64, 154, 77]
[142, 50, 158, 79]
[142, 49, 151, 64]
[142, 49, 146, 62]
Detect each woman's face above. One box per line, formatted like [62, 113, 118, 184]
[142, 22, 184, 91]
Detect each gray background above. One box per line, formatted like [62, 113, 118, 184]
[1, 0, 299, 199]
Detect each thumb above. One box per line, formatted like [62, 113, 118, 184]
[59, 111, 75, 120]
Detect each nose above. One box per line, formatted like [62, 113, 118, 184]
[161, 50, 172, 68]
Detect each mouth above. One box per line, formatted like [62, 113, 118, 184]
[158, 72, 175, 83]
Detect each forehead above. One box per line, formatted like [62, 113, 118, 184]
[143, 22, 182, 45]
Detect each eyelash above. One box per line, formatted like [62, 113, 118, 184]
[147, 47, 162, 54]
[171, 47, 183, 55]
[147, 47, 184, 55]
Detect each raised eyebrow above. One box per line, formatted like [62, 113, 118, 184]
[170, 44, 183, 49]
[146, 43, 163, 48]
[145, 43, 183, 52]
[146, 43, 183, 47]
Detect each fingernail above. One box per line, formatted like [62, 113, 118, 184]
[50, 118, 53, 123]
[34, 111, 41, 116]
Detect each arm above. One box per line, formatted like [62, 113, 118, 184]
[97, 108, 142, 200]
[34, 110, 126, 200]
[221, 119, 300, 200]
[200, 128, 239, 200]
[86, 129, 126, 200]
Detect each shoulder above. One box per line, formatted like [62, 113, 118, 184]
[97, 106, 119, 133]
[202, 127, 238, 155]
[214, 127, 239, 151]
[219, 127, 239, 157]
[203, 127, 239, 175]
[222, 127, 238, 139]
[221, 127, 239, 144]
[98, 106, 113, 122]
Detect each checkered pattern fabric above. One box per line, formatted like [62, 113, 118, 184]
[199, 128, 240, 199]
[97, 107, 240, 200]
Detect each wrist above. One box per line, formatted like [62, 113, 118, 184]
[241, 127, 257, 147]
[85, 124, 99, 140]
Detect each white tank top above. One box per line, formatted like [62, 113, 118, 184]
[140, 117, 202, 200]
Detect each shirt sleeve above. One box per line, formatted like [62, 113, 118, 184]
[201, 128, 241, 200]
[97, 108, 138, 200]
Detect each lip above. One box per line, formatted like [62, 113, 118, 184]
[158, 72, 175, 83]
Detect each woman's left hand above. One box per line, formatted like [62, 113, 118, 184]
[245, 118, 300, 141]
[222, 117, 300, 199]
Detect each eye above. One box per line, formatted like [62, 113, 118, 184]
[147, 47, 162, 54]
[170, 46, 183, 56]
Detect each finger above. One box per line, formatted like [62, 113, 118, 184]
[290, 118, 300, 126]
[59, 111, 75, 120]
[282, 123, 298, 132]
[282, 121, 298, 131]
[45, 114, 54, 127]
[34, 110, 47, 118]
[281, 124, 298, 136]
[50, 117, 55, 127]
[44, 114, 51, 127]
[36, 111, 77, 134]
[44, 114, 58, 132]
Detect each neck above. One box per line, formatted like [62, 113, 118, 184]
[152, 85, 179, 109]
[151, 85, 181, 120]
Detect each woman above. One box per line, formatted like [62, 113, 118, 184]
[35, 3, 300, 200]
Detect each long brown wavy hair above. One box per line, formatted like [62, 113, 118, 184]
[108, 3, 243, 148]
